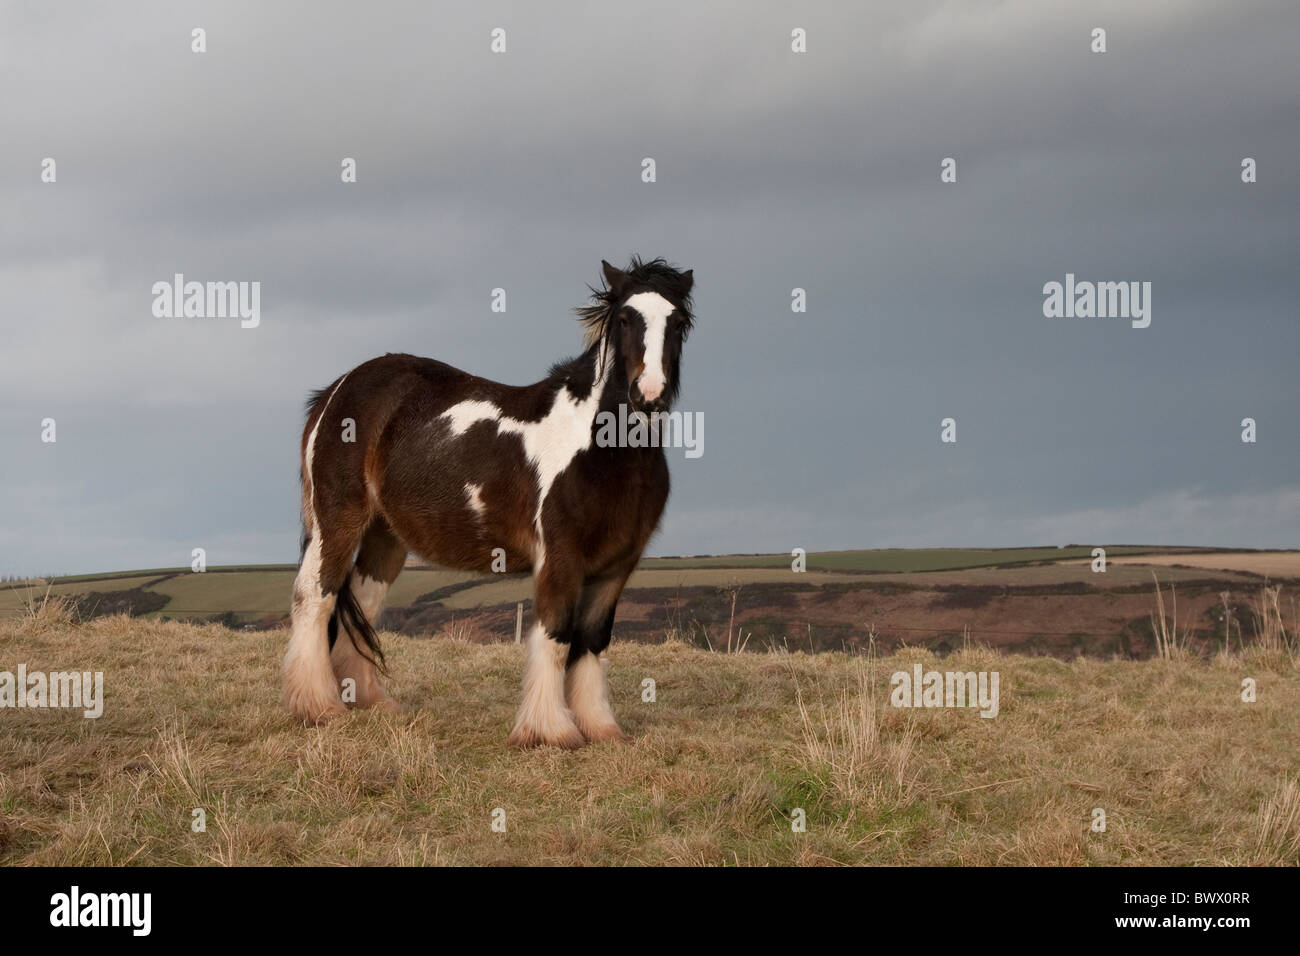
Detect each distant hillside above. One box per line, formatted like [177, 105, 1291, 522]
[3, 547, 1295, 660]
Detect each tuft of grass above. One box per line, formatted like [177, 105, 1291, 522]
[1149, 573, 1196, 661]
[1241, 584, 1297, 674]
[1251, 776, 1300, 865]
[795, 665, 921, 820]
[16, 585, 78, 632]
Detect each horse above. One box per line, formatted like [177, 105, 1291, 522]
[282, 256, 695, 748]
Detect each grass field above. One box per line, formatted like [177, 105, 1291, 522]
[1093, 553, 1300, 579]
[2, 602, 1297, 865]
[0, 568, 480, 622]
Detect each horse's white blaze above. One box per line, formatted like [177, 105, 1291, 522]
[464, 482, 487, 519]
[440, 344, 612, 560]
[565, 652, 622, 740]
[624, 291, 674, 401]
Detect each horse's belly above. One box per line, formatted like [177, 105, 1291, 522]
[385, 502, 536, 577]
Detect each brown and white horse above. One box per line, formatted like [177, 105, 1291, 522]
[283, 257, 694, 747]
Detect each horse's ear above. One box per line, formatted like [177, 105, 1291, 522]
[601, 259, 629, 296]
[677, 269, 694, 297]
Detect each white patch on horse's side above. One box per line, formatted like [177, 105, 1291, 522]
[464, 482, 487, 519]
[624, 291, 673, 402]
[440, 344, 613, 557]
[443, 399, 502, 436]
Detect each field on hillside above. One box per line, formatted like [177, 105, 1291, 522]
[0, 567, 481, 621]
[641, 546, 1170, 572]
[1093, 553, 1300, 579]
[2, 607, 1298, 865]
[3, 548, 1296, 660]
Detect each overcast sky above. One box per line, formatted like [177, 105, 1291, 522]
[2, 0, 1297, 577]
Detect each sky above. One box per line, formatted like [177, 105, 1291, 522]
[1, 0, 1297, 577]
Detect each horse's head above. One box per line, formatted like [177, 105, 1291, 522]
[587, 257, 694, 414]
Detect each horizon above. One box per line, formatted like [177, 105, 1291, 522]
[7, 542, 1295, 584]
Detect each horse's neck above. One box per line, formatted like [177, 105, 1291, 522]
[554, 339, 620, 408]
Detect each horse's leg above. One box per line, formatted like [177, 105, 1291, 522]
[507, 557, 586, 749]
[284, 537, 348, 723]
[284, 501, 371, 724]
[565, 567, 634, 743]
[330, 516, 406, 714]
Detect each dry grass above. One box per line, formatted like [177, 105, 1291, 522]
[1104, 551, 1300, 579]
[1149, 573, 1196, 662]
[1, 604, 1298, 866]
[795, 665, 921, 822]
[18, 587, 78, 628]
[1242, 585, 1298, 673]
[1252, 776, 1300, 866]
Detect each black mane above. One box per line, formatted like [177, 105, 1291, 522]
[546, 342, 604, 398]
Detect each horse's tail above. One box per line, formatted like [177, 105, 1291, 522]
[328, 578, 388, 675]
